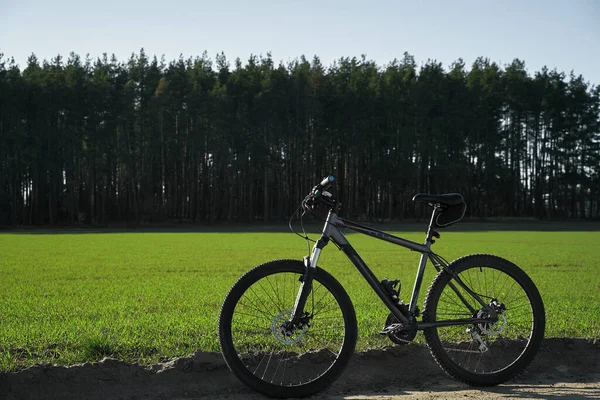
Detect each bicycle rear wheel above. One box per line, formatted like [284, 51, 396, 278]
[423, 254, 545, 386]
[219, 259, 357, 398]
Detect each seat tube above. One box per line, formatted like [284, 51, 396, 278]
[408, 207, 438, 313]
[408, 247, 430, 314]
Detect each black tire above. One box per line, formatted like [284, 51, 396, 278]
[423, 254, 545, 386]
[219, 259, 357, 398]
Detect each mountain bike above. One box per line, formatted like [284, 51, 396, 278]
[218, 176, 545, 398]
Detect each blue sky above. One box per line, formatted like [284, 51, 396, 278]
[1, 0, 599, 86]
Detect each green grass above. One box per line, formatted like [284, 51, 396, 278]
[1, 228, 599, 371]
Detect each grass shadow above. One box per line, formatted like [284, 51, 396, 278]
[2, 220, 600, 234]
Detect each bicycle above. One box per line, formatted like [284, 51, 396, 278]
[218, 176, 545, 398]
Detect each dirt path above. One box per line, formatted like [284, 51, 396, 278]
[333, 383, 600, 400]
[1, 338, 598, 400]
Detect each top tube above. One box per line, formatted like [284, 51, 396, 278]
[334, 217, 431, 254]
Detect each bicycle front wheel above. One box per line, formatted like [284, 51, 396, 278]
[219, 259, 357, 398]
[423, 254, 545, 386]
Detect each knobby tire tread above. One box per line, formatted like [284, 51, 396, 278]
[219, 259, 358, 398]
[422, 254, 545, 386]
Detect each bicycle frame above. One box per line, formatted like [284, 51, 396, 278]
[291, 208, 496, 331]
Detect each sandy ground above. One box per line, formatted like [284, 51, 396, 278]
[1, 338, 598, 400]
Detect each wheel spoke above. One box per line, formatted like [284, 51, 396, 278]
[221, 262, 355, 396]
[423, 257, 543, 385]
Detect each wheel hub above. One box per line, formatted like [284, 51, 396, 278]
[475, 299, 507, 336]
[272, 310, 308, 345]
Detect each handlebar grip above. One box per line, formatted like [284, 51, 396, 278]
[320, 175, 335, 187]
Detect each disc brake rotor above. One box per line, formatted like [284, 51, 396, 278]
[476, 309, 507, 336]
[272, 310, 308, 345]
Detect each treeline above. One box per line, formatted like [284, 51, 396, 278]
[0, 50, 599, 225]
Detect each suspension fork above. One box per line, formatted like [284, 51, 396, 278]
[289, 235, 329, 325]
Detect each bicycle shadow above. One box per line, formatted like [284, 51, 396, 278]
[1, 339, 598, 400]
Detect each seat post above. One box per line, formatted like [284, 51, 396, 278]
[424, 204, 441, 245]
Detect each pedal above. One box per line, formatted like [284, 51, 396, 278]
[381, 279, 402, 303]
[380, 323, 404, 335]
[381, 278, 399, 287]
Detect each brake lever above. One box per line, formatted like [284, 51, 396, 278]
[301, 196, 317, 215]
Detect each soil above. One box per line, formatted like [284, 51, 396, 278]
[1, 338, 598, 400]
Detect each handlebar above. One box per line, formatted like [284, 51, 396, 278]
[319, 175, 335, 188]
[303, 175, 337, 211]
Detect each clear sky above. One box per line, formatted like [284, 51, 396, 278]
[1, 0, 599, 86]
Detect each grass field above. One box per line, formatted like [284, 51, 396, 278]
[1, 226, 599, 371]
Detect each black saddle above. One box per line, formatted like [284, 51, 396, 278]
[412, 193, 464, 207]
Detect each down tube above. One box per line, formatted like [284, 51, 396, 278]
[329, 228, 410, 324]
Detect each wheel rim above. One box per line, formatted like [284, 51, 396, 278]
[229, 271, 347, 387]
[432, 265, 535, 374]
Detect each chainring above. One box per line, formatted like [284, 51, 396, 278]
[384, 313, 417, 345]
